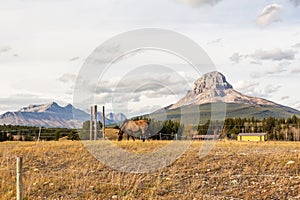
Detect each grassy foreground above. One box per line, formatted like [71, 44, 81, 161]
[0, 140, 299, 199]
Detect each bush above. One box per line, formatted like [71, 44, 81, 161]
[67, 130, 80, 141]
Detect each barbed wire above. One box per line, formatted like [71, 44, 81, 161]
[1, 134, 299, 199]
[1, 154, 299, 199]
[4, 169, 298, 199]
[1, 162, 298, 177]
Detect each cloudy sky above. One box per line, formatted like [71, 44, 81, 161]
[0, 0, 300, 117]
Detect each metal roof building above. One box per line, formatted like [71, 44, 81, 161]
[238, 133, 267, 142]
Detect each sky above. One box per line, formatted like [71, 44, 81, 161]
[0, 0, 300, 117]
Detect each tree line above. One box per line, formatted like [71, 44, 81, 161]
[1, 115, 300, 142]
[198, 115, 300, 141]
[133, 115, 300, 141]
[0, 124, 79, 142]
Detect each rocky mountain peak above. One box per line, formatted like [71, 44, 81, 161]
[168, 71, 276, 110]
[65, 104, 74, 110]
[193, 71, 233, 95]
[0, 102, 127, 128]
[49, 102, 59, 107]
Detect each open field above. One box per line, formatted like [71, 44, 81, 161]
[0, 140, 299, 199]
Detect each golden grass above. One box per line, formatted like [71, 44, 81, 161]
[0, 140, 299, 199]
[104, 128, 119, 141]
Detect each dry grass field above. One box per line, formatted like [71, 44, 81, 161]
[0, 136, 299, 199]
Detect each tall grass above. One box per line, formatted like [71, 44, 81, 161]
[0, 140, 299, 199]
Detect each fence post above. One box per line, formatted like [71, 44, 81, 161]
[90, 106, 93, 141]
[94, 105, 98, 141]
[37, 127, 41, 142]
[102, 106, 105, 139]
[16, 157, 22, 200]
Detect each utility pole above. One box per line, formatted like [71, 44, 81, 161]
[94, 105, 97, 141]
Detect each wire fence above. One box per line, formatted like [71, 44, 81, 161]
[1, 162, 299, 199]
[0, 141, 299, 199]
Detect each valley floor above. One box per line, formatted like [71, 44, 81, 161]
[0, 140, 299, 199]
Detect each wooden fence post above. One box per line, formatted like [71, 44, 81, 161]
[37, 127, 41, 142]
[16, 157, 22, 200]
[102, 106, 105, 139]
[90, 106, 93, 141]
[94, 105, 97, 141]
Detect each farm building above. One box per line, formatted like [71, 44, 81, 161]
[238, 133, 267, 142]
[192, 135, 219, 140]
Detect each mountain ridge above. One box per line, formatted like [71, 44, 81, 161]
[1, 71, 299, 127]
[154, 71, 300, 120]
[168, 71, 281, 109]
[0, 102, 126, 128]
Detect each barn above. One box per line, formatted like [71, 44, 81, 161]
[238, 133, 267, 142]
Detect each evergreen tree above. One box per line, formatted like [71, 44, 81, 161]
[54, 130, 60, 141]
[67, 130, 80, 141]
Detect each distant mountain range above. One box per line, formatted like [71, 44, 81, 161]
[1, 71, 299, 128]
[150, 71, 300, 121]
[0, 102, 126, 128]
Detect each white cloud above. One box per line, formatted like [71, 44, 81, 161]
[281, 96, 289, 100]
[234, 80, 259, 93]
[250, 72, 262, 79]
[289, 0, 300, 7]
[229, 52, 244, 63]
[292, 43, 300, 48]
[250, 65, 287, 78]
[207, 38, 222, 45]
[278, 61, 291, 67]
[95, 72, 189, 99]
[69, 67, 191, 115]
[291, 68, 300, 74]
[230, 48, 297, 65]
[69, 57, 80, 62]
[264, 84, 281, 94]
[251, 48, 297, 61]
[0, 46, 11, 54]
[266, 65, 287, 75]
[292, 101, 300, 110]
[0, 94, 54, 114]
[250, 60, 262, 65]
[177, 0, 222, 7]
[234, 81, 281, 99]
[1, 0, 300, 115]
[256, 4, 283, 28]
[58, 73, 78, 84]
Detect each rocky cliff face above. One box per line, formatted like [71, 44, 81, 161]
[168, 71, 276, 110]
[105, 112, 127, 124]
[193, 71, 233, 95]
